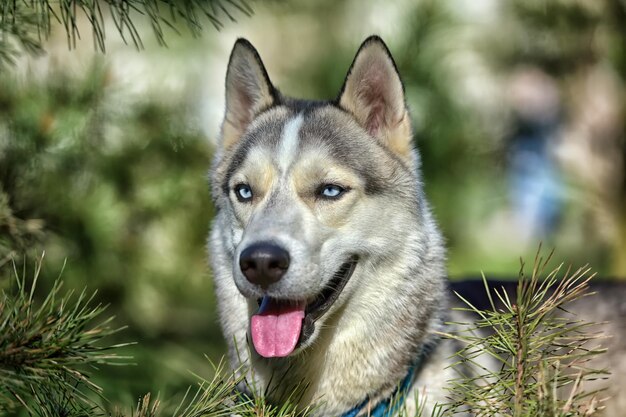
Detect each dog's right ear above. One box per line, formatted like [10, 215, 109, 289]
[221, 39, 276, 151]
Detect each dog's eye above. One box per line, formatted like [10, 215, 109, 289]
[318, 184, 345, 199]
[234, 184, 253, 202]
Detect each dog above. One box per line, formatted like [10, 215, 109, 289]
[208, 36, 625, 416]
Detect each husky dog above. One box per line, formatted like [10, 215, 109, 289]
[209, 35, 453, 416]
[208, 36, 625, 416]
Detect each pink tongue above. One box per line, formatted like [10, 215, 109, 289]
[250, 298, 305, 358]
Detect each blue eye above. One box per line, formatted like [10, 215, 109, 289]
[319, 184, 345, 199]
[235, 184, 253, 202]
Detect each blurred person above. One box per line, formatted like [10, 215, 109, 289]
[507, 67, 564, 245]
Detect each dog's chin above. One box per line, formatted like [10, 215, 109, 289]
[249, 256, 359, 358]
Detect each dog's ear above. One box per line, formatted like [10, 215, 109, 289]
[221, 39, 276, 151]
[338, 36, 412, 159]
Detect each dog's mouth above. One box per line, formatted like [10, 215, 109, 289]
[250, 256, 358, 358]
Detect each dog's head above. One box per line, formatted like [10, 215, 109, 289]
[211, 37, 427, 358]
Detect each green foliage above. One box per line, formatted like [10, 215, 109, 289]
[444, 250, 607, 416]
[0, 0, 252, 66]
[0, 62, 219, 403]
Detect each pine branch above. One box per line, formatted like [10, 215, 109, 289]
[0, 0, 253, 67]
[443, 247, 610, 417]
[0, 2, 46, 67]
[172, 358, 249, 417]
[112, 358, 314, 417]
[0, 253, 131, 414]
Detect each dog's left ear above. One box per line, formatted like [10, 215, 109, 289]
[338, 36, 412, 160]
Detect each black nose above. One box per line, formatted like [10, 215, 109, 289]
[239, 243, 290, 288]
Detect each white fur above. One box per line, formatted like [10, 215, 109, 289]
[277, 114, 304, 172]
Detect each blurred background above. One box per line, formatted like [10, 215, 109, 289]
[1, 0, 624, 411]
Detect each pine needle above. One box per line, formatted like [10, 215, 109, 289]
[0, 0, 254, 68]
[444, 248, 609, 417]
[0, 253, 130, 414]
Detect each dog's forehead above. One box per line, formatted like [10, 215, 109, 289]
[222, 103, 404, 194]
[248, 105, 380, 163]
[243, 103, 351, 149]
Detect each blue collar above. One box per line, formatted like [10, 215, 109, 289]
[339, 339, 438, 417]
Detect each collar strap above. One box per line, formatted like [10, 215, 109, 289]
[340, 338, 439, 417]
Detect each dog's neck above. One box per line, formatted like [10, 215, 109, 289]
[339, 333, 442, 417]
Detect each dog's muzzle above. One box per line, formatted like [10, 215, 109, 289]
[237, 242, 358, 359]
